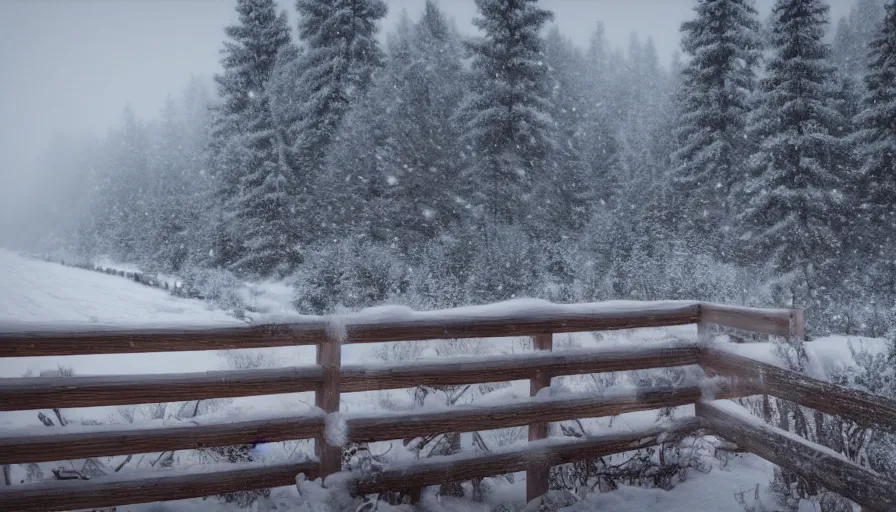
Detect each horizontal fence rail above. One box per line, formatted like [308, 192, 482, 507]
[0, 460, 320, 512]
[352, 418, 703, 495]
[0, 384, 739, 467]
[0, 365, 324, 411]
[0, 345, 700, 410]
[699, 348, 896, 430]
[0, 414, 324, 465]
[5, 300, 894, 512]
[699, 303, 799, 337]
[697, 400, 896, 511]
[0, 301, 703, 357]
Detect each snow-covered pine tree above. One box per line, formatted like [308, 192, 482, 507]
[96, 107, 153, 263]
[670, 0, 762, 247]
[291, 0, 387, 170]
[268, 41, 304, 174]
[738, 0, 850, 317]
[854, 0, 896, 297]
[319, 2, 466, 254]
[209, 0, 295, 277]
[389, 1, 466, 244]
[614, 36, 674, 251]
[542, 27, 596, 237]
[458, 0, 557, 230]
[365, 2, 467, 250]
[832, 0, 886, 79]
[287, 0, 388, 246]
[581, 23, 622, 211]
[144, 80, 217, 273]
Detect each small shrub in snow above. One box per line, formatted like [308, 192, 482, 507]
[521, 490, 579, 512]
[180, 266, 248, 317]
[490, 503, 522, 512]
[292, 240, 410, 315]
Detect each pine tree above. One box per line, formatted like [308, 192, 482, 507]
[458, 0, 557, 229]
[95, 107, 152, 262]
[291, 0, 388, 169]
[614, 35, 674, 251]
[209, 0, 294, 277]
[832, 0, 886, 78]
[738, 0, 849, 311]
[147, 81, 217, 273]
[285, 0, 388, 246]
[320, 3, 466, 253]
[670, 0, 763, 245]
[854, 0, 896, 295]
[371, 2, 466, 248]
[542, 27, 595, 236]
[581, 23, 622, 209]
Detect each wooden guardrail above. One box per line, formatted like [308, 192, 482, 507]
[0, 301, 894, 511]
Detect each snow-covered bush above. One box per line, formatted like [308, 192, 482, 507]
[292, 240, 410, 314]
[179, 266, 248, 318]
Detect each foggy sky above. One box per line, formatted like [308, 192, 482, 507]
[0, 0, 854, 243]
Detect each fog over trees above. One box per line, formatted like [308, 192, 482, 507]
[18, 0, 896, 339]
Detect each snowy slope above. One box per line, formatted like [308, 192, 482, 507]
[0, 249, 242, 378]
[0, 249, 238, 327]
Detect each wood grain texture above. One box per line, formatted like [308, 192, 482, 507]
[697, 400, 896, 512]
[316, 334, 342, 477]
[528, 333, 553, 502]
[0, 385, 719, 466]
[0, 346, 698, 412]
[0, 322, 328, 357]
[699, 349, 896, 430]
[0, 366, 323, 411]
[0, 302, 703, 357]
[790, 309, 805, 342]
[0, 415, 324, 465]
[351, 417, 703, 495]
[699, 303, 792, 336]
[339, 345, 700, 393]
[344, 385, 704, 443]
[343, 302, 702, 344]
[0, 460, 320, 512]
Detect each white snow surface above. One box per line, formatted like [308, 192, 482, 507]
[0, 250, 243, 381]
[568, 453, 777, 511]
[0, 249, 239, 328]
[713, 333, 890, 380]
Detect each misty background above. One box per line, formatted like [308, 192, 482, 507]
[0, 0, 853, 246]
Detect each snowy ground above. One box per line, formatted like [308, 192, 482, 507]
[2, 249, 870, 511]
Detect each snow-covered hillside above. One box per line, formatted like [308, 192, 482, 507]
[0, 249, 239, 327]
[0, 249, 244, 379]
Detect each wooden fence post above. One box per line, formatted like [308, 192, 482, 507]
[789, 309, 805, 343]
[316, 330, 342, 480]
[527, 333, 553, 503]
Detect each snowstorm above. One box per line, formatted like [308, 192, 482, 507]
[1, 0, 894, 511]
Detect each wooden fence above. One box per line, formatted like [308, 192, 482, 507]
[1, 301, 895, 511]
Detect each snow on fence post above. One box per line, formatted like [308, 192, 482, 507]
[527, 333, 553, 503]
[316, 321, 343, 480]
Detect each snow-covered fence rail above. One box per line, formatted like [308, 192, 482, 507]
[697, 400, 896, 511]
[0, 301, 703, 357]
[4, 300, 892, 511]
[699, 348, 896, 430]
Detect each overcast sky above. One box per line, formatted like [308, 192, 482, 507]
[0, 0, 854, 234]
